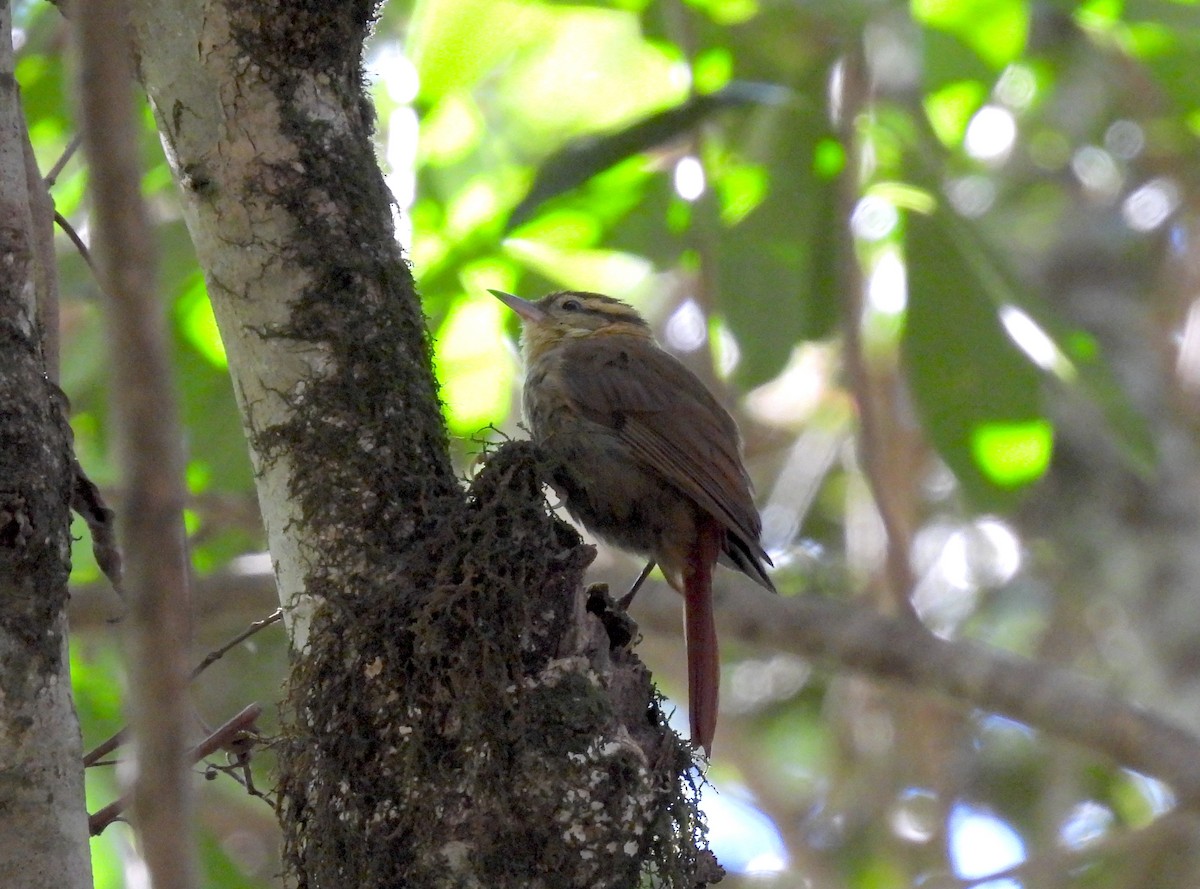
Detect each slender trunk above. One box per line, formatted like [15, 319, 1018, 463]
[0, 5, 93, 884]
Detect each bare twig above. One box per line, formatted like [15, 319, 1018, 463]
[76, 0, 195, 883]
[948, 809, 1200, 888]
[633, 580, 1200, 806]
[188, 703, 263, 761]
[54, 209, 100, 279]
[82, 609, 283, 767]
[70, 458, 122, 593]
[44, 133, 82, 187]
[834, 48, 920, 622]
[89, 704, 264, 836]
[83, 728, 126, 768]
[190, 608, 283, 680]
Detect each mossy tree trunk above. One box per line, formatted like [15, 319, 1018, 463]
[127, 1, 713, 886]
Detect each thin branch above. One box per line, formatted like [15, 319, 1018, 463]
[54, 210, 100, 279]
[79, 565, 1200, 809]
[82, 609, 283, 767]
[83, 728, 126, 768]
[89, 704, 264, 836]
[948, 809, 1200, 888]
[44, 133, 82, 187]
[188, 703, 263, 761]
[190, 608, 282, 680]
[76, 0, 195, 883]
[834, 47, 921, 622]
[632, 580, 1200, 806]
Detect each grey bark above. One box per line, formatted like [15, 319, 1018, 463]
[0, 4, 93, 885]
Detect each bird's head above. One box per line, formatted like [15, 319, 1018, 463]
[489, 289, 652, 361]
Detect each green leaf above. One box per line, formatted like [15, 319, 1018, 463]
[684, 0, 761, 25]
[920, 30, 995, 91]
[508, 82, 789, 229]
[925, 79, 988, 146]
[434, 290, 517, 435]
[927, 192, 1158, 477]
[912, 0, 1030, 69]
[407, 0, 555, 101]
[904, 210, 1051, 508]
[714, 107, 841, 387]
[970, 419, 1055, 487]
[176, 274, 227, 369]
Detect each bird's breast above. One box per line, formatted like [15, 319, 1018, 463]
[522, 352, 698, 564]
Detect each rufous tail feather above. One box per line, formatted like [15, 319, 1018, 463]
[684, 520, 724, 756]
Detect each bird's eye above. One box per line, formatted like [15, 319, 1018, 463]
[561, 298, 582, 311]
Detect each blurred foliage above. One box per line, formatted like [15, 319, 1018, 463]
[15, 0, 1200, 884]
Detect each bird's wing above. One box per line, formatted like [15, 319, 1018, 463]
[560, 336, 771, 570]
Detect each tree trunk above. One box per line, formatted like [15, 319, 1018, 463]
[128, 1, 715, 885]
[0, 6, 93, 885]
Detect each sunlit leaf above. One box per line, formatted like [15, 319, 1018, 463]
[496, 9, 689, 142]
[408, 0, 556, 101]
[904, 209, 1050, 508]
[684, 0, 760, 25]
[970, 419, 1054, 487]
[447, 176, 507, 238]
[509, 82, 788, 228]
[813, 137, 846, 179]
[869, 181, 938, 214]
[72, 646, 125, 785]
[1075, 0, 1123, 29]
[912, 0, 1029, 68]
[419, 93, 485, 167]
[187, 459, 212, 494]
[694, 47, 734, 93]
[15, 52, 73, 170]
[925, 79, 988, 146]
[716, 162, 769, 226]
[508, 209, 602, 248]
[1109, 770, 1162, 830]
[511, 155, 657, 246]
[505, 240, 653, 295]
[435, 295, 516, 435]
[176, 275, 228, 369]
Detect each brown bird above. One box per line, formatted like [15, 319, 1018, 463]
[491, 289, 775, 755]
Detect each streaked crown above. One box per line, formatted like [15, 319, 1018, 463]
[490, 290, 652, 362]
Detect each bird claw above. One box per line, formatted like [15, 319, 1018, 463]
[585, 584, 637, 650]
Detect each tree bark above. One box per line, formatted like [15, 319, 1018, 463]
[128, 1, 714, 885]
[0, 5, 93, 885]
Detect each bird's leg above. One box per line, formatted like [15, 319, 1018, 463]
[617, 560, 656, 611]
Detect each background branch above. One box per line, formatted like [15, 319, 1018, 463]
[75, 563, 1200, 808]
[89, 703, 263, 837]
[75, 0, 196, 885]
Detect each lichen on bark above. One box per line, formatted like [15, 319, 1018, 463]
[278, 442, 715, 889]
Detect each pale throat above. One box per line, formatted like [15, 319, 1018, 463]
[521, 320, 651, 363]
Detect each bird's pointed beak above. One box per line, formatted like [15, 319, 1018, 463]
[489, 289, 547, 324]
